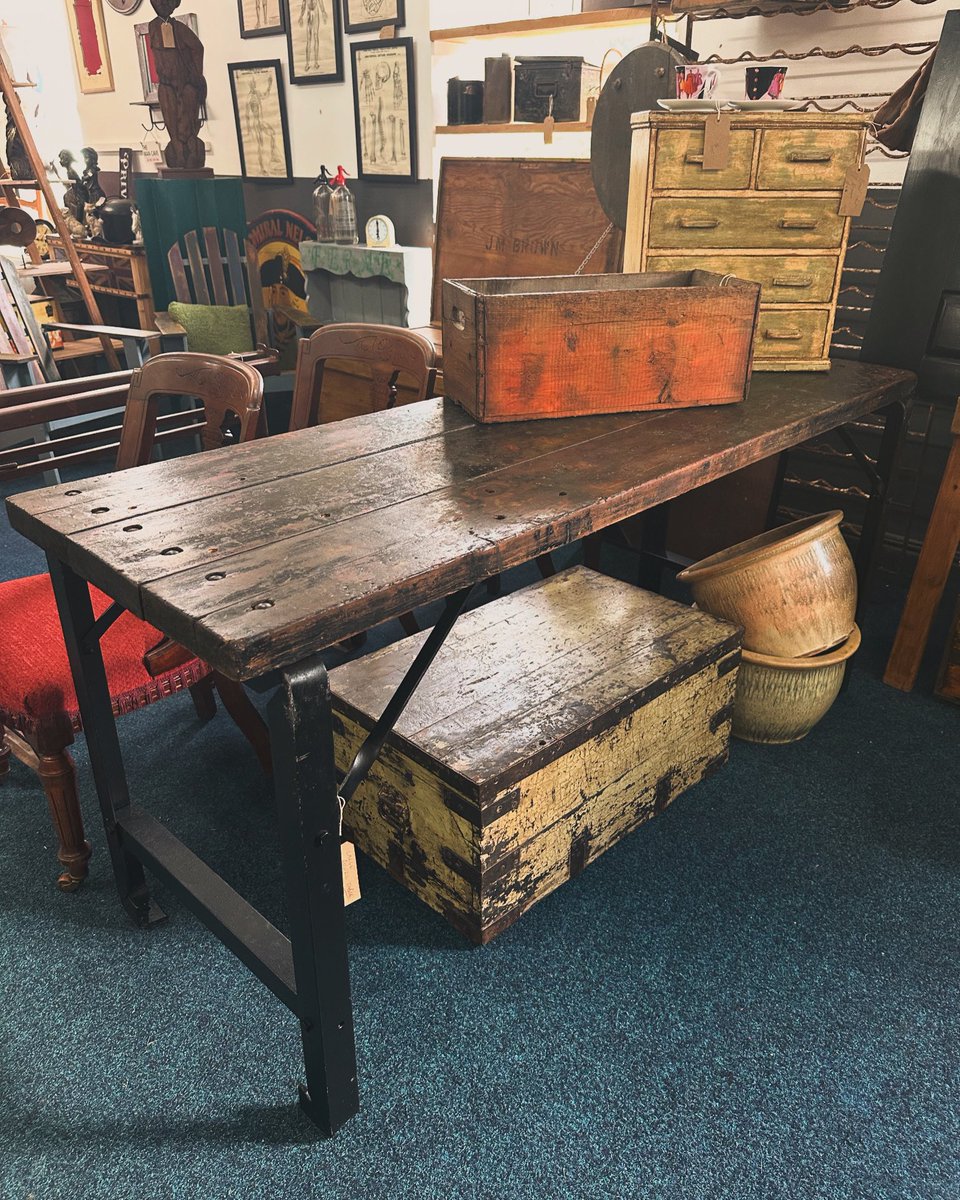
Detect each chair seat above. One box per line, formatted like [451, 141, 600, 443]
[0, 573, 208, 735]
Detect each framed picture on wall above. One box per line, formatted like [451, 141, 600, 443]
[350, 37, 417, 181]
[228, 60, 293, 182]
[65, 0, 114, 94]
[282, 0, 343, 84]
[238, 0, 285, 38]
[135, 13, 198, 103]
[342, 0, 404, 35]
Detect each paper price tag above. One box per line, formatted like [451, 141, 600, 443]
[702, 113, 731, 172]
[161, 20, 176, 47]
[839, 163, 870, 217]
[543, 115, 555, 145]
[341, 841, 361, 907]
[379, 23, 396, 39]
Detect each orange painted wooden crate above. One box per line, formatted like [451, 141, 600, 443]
[441, 269, 760, 423]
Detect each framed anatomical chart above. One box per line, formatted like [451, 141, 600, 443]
[238, 0, 285, 37]
[342, 0, 404, 35]
[228, 61, 293, 182]
[65, 0, 115, 94]
[282, 0, 343, 85]
[350, 37, 416, 182]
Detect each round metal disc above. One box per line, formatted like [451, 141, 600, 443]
[590, 42, 689, 230]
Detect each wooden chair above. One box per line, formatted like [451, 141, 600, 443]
[154, 227, 269, 354]
[0, 255, 159, 388]
[0, 352, 268, 890]
[289, 322, 437, 429]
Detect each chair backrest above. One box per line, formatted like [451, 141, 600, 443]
[0, 255, 58, 387]
[289, 323, 438, 431]
[168, 227, 267, 346]
[0, 353, 264, 482]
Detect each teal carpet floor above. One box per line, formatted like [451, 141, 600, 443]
[1, 471, 958, 1199]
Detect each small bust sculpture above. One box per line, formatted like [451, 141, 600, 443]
[58, 149, 85, 223]
[81, 147, 106, 208]
[148, 0, 207, 171]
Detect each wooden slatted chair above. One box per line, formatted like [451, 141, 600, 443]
[155, 227, 271, 357]
[0, 255, 159, 387]
[0, 353, 267, 890]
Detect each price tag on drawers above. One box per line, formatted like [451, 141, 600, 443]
[839, 163, 871, 217]
[702, 113, 732, 172]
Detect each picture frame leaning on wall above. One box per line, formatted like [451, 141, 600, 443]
[228, 60, 294, 183]
[350, 36, 417, 182]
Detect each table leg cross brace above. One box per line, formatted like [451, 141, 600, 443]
[338, 583, 475, 807]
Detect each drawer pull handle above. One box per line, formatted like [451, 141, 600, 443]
[772, 276, 814, 288]
[786, 151, 833, 163]
[778, 218, 819, 230]
[764, 328, 803, 341]
[684, 153, 705, 164]
[679, 217, 720, 229]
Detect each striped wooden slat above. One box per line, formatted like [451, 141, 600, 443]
[223, 229, 247, 308]
[0, 257, 58, 381]
[203, 227, 230, 306]
[167, 244, 192, 304]
[183, 230, 211, 305]
[244, 237, 267, 345]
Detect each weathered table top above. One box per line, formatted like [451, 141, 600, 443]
[6, 360, 914, 681]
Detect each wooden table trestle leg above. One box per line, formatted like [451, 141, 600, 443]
[268, 656, 359, 1135]
[45, 553, 166, 928]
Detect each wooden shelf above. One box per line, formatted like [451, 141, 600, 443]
[0, 179, 39, 188]
[436, 121, 593, 135]
[430, 7, 651, 41]
[17, 262, 109, 279]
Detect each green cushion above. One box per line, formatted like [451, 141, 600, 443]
[167, 302, 254, 356]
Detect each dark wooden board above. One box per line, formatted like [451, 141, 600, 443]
[330, 567, 739, 801]
[431, 157, 624, 325]
[6, 360, 915, 680]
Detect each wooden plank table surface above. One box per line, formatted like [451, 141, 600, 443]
[7, 359, 916, 682]
[2, 356, 916, 1138]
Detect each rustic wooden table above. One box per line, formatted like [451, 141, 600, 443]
[5, 359, 914, 1136]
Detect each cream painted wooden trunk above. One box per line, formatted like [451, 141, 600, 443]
[624, 112, 869, 372]
[329, 568, 741, 943]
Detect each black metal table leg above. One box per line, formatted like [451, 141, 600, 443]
[45, 553, 164, 928]
[852, 398, 908, 629]
[268, 656, 359, 1136]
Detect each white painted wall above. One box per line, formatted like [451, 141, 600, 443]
[0, 0, 433, 182]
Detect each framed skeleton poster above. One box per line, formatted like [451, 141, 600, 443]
[282, 0, 343, 84]
[342, 0, 404, 35]
[350, 37, 417, 181]
[238, 0, 285, 38]
[65, 0, 114, 94]
[228, 61, 293, 182]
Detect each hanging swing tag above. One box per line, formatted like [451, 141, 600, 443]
[702, 112, 731, 171]
[341, 841, 361, 906]
[379, 23, 396, 39]
[839, 163, 870, 217]
[160, 19, 176, 47]
[543, 115, 555, 144]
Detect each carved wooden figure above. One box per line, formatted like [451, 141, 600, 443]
[148, 0, 208, 172]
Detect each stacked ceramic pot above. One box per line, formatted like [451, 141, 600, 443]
[677, 512, 860, 744]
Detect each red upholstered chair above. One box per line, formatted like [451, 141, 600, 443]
[0, 352, 267, 890]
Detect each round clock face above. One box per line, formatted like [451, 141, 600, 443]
[105, 0, 144, 12]
[366, 214, 396, 248]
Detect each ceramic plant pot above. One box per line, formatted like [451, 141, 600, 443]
[676, 511, 856, 658]
[731, 624, 861, 744]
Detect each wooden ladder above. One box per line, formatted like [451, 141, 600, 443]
[0, 47, 120, 371]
